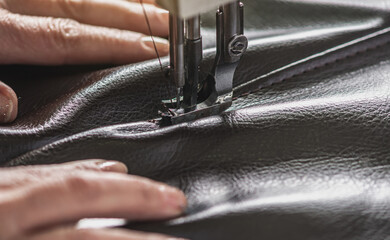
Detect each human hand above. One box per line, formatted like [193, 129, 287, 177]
[0, 0, 170, 123]
[0, 160, 187, 240]
[0, 0, 169, 65]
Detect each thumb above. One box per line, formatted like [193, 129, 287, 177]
[0, 81, 18, 123]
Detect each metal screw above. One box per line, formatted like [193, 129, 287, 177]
[228, 35, 248, 58]
[231, 42, 246, 55]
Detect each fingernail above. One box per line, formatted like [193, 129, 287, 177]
[155, 7, 169, 37]
[99, 161, 128, 173]
[155, 7, 169, 15]
[155, 6, 169, 23]
[141, 36, 169, 56]
[0, 83, 17, 123]
[160, 185, 187, 214]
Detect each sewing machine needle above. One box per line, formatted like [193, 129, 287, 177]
[176, 88, 182, 109]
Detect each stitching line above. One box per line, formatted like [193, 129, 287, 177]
[233, 28, 390, 100]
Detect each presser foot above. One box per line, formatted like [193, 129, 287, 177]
[159, 72, 234, 126]
[159, 96, 232, 126]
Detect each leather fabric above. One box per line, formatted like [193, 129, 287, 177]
[1, 0, 390, 239]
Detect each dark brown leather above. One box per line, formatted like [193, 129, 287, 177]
[1, 0, 390, 239]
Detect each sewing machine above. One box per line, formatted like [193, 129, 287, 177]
[156, 0, 248, 125]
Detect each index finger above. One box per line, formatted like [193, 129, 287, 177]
[0, 10, 169, 65]
[1, 172, 186, 238]
[3, 0, 169, 37]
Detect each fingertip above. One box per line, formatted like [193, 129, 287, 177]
[155, 6, 169, 27]
[129, 175, 187, 218]
[98, 161, 128, 174]
[148, 4, 169, 37]
[159, 184, 187, 215]
[63, 160, 128, 174]
[0, 81, 18, 124]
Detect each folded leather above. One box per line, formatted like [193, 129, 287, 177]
[1, 0, 390, 239]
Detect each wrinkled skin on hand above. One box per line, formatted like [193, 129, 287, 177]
[0, 0, 170, 123]
[0, 160, 187, 240]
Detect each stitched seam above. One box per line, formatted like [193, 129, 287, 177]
[233, 30, 390, 100]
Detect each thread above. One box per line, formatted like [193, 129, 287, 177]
[139, 0, 173, 106]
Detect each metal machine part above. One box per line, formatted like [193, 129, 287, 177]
[183, 16, 202, 112]
[161, 1, 248, 126]
[156, 0, 237, 19]
[169, 14, 185, 109]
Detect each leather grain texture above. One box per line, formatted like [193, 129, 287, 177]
[1, 0, 390, 239]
